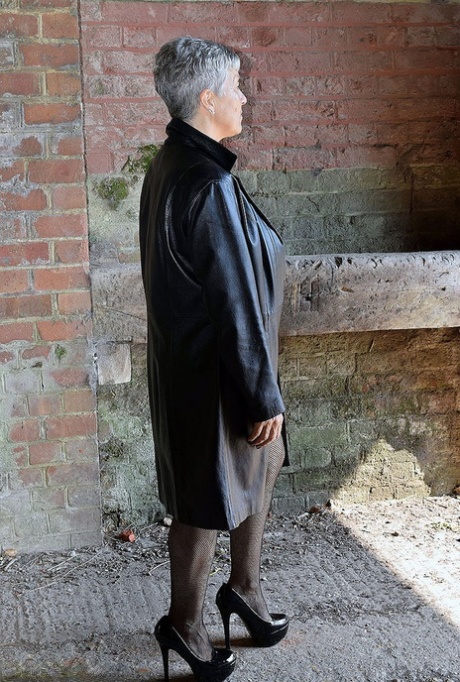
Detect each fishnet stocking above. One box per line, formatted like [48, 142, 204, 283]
[228, 437, 285, 620]
[166, 439, 284, 655]
[168, 520, 217, 659]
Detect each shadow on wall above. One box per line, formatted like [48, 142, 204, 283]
[275, 327, 460, 515]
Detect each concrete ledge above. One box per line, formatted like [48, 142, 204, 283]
[91, 252, 460, 342]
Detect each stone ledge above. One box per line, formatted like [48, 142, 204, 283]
[91, 251, 460, 342]
[283, 252, 460, 335]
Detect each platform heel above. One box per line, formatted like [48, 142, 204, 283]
[154, 615, 236, 682]
[215, 583, 289, 649]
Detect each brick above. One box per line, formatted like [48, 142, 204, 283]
[266, 3, 331, 24]
[2, 395, 27, 419]
[42, 12, 78, 39]
[0, 243, 49, 267]
[2, 216, 27, 240]
[21, 0, 72, 7]
[33, 214, 87, 238]
[67, 486, 100, 508]
[9, 419, 40, 443]
[65, 438, 98, 462]
[28, 159, 84, 184]
[0, 41, 14, 67]
[284, 27, 313, 48]
[0, 134, 44, 158]
[121, 27, 154, 49]
[266, 51, 332, 75]
[48, 367, 89, 388]
[63, 388, 96, 413]
[2, 189, 47, 211]
[391, 4, 459, 25]
[86, 74, 156, 100]
[333, 50, 393, 73]
[48, 507, 100, 533]
[1, 160, 25, 182]
[0, 269, 29, 294]
[51, 185, 87, 210]
[332, 2, 391, 25]
[46, 461, 98, 486]
[29, 441, 63, 465]
[0, 293, 52, 319]
[58, 290, 92, 315]
[0, 350, 15, 364]
[46, 71, 81, 97]
[84, 25, 122, 48]
[37, 319, 88, 342]
[216, 26, 251, 51]
[84, 151, 112, 174]
[404, 27, 437, 48]
[21, 43, 79, 69]
[13, 513, 50, 540]
[378, 75, 438, 98]
[0, 73, 40, 96]
[169, 2, 235, 24]
[101, 0, 168, 23]
[394, 47, 455, 72]
[45, 342, 88, 366]
[52, 135, 84, 156]
[13, 444, 28, 467]
[28, 394, 62, 418]
[55, 238, 89, 264]
[102, 50, 153, 75]
[33, 265, 88, 291]
[21, 345, 51, 360]
[273, 146, 335, 172]
[10, 466, 44, 489]
[0, 322, 34, 344]
[273, 100, 336, 123]
[437, 26, 460, 48]
[0, 12, 39, 37]
[5, 368, 40, 394]
[23, 103, 81, 125]
[310, 27, 348, 49]
[251, 27, 283, 48]
[32, 487, 66, 510]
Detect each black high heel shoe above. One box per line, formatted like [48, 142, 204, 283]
[215, 583, 289, 649]
[154, 615, 236, 682]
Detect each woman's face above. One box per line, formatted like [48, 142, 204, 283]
[212, 68, 247, 140]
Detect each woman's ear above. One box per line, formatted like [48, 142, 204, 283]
[199, 89, 216, 115]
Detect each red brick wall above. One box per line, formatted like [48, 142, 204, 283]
[81, 1, 460, 173]
[0, 0, 100, 550]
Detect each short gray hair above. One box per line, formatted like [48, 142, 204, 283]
[154, 37, 240, 120]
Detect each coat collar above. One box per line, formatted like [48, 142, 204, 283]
[165, 118, 237, 172]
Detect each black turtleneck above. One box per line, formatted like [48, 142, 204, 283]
[165, 117, 237, 173]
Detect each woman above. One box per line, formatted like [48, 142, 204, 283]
[139, 37, 289, 682]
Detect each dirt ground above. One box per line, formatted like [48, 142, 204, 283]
[1, 496, 460, 681]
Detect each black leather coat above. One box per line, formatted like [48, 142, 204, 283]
[139, 118, 286, 530]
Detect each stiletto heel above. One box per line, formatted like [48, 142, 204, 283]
[159, 644, 169, 682]
[154, 615, 236, 682]
[215, 583, 289, 648]
[220, 608, 231, 649]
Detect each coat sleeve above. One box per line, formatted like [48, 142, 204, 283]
[186, 175, 285, 423]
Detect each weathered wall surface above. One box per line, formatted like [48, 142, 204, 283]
[81, 1, 460, 528]
[277, 327, 460, 511]
[0, 0, 101, 550]
[82, 0, 460, 256]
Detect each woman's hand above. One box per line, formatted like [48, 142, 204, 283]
[247, 414, 284, 448]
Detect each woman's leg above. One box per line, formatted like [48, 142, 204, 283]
[228, 438, 285, 619]
[167, 519, 218, 659]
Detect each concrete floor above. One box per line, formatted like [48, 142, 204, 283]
[1, 497, 460, 682]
